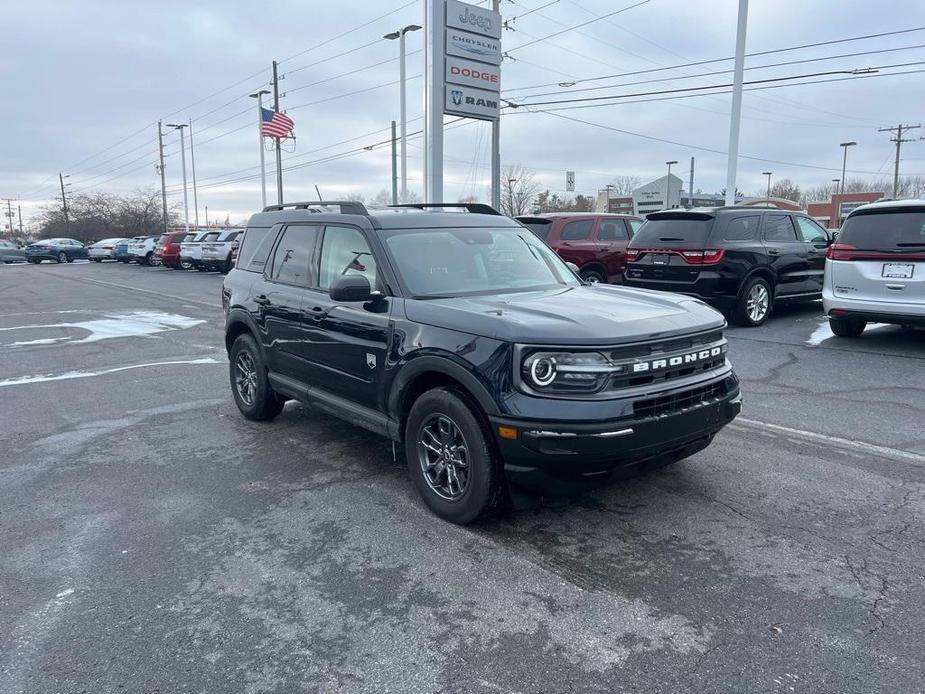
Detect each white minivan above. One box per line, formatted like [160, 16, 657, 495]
[822, 200, 925, 336]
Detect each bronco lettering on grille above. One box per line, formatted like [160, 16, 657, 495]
[632, 346, 723, 373]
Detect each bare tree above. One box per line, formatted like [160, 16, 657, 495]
[769, 178, 801, 202]
[35, 188, 178, 242]
[607, 175, 641, 196]
[500, 164, 541, 216]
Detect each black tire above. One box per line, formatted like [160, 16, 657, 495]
[829, 316, 867, 337]
[57, 252, 67, 264]
[580, 268, 606, 284]
[404, 387, 501, 525]
[229, 333, 285, 421]
[732, 276, 773, 326]
[179, 258, 192, 270]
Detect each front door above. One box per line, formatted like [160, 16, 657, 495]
[762, 214, 813, 296]
[303, 225, 392, 409]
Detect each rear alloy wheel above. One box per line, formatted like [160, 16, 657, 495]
[580, 268, 606, 284]
[829, 316, 867, 337]
[179, 258, 192, 270]
[405, 387, 501, 525]
[229, 333, 285, 421]
[57, 252, 67, 264]
[733, 277, 773, 326]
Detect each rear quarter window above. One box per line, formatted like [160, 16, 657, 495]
[236, 226, 279, 272]
[839, 208, 925, 249]
[560, 219, 594, 240]
[722, 215, 760, 241]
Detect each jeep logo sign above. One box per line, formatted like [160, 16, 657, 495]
[444, 84, 500, 121]
[631, 346, 725, 373]
[446, 56, 500, 92]
[446, 0, 502, 39]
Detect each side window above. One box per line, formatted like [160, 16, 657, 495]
[268, 225, 319, 286]
[318, 226, 378, 291]
[764, 215, 798, 242]
[225, 231, 241, 243]
[598, 220, 628, 241]
[795, 217, 829, 243]
[560, 219, 594, 241]
[723, 216, 760, 241]
[628, 219, 644, 236]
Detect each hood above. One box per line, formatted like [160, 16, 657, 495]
[404, 284, 725, 345]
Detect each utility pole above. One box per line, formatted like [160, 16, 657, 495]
[58, 172, 70, 234]
[205, 205, 209, 229]
[391, 120, 399, 206]
[879, 124, 920, 198]
[3, 199, 13, 236]
[157, 121, 169, 235]
[724, 0, 749, 207]
[688, 157, 695, 208]
[507, 177, 516, 216]
[249, 89, 271, 208]
[166, 123, 190, 232]
[272, 60, 283, 205]
[491, 0, 501, 211]
[17, 198, 23, 236]
[189, 119, 199, 229]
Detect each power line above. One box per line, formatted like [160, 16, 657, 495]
[506, 0, 651, 53]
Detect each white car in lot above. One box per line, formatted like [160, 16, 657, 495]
[200, 229, 242, 273]
[823, 199, 925, 336]
[128, 235, 158, 266]
[88, 237, 128, 262]
[179, 230, 217, 270]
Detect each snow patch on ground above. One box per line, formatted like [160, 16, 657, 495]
[0, 311, 205, 347]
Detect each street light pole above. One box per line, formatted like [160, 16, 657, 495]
[665, 161, 678, 210]
[507, 177, 517, 216]
[157, 121, 169, 234]
[385, 24, 421, 203]
[249, 89, 271, 209]
[836, 141, 856, 228]
[188, 119, 199, 229]
[762, 171, 772, 200]
[166, 123, 190, 232]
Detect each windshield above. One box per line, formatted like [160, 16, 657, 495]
[839, 209, 925, 249]
[382, 227, 580, 298]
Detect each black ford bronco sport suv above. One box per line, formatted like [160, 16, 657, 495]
[222, 201, 741, 524]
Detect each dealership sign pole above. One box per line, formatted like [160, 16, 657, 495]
[425, 0, 501, 203]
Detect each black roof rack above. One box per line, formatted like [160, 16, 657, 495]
[262, 200, 369, 215]
[389, 203, 502, 216]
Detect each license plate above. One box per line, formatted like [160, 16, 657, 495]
[882, 263, 914, 279]
[651, 254, 670, 266]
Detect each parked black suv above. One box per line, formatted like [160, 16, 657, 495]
[222, 201, 741, 523]
[623, 207, 833, 326]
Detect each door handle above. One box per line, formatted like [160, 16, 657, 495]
[307, 306, 329, 320]
[767, 249, 781, 256]
[254, 295, 271, 306]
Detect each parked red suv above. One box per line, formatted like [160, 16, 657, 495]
[516, 213, 644, 283]
[154, 231, 190, 269]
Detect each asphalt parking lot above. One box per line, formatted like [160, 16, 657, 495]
[1, 261, 923, 694]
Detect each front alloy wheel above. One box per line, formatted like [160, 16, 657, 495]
[418, 414, 470, 500]
[57, 252, 67, 264]
[234, 350, 258, 407]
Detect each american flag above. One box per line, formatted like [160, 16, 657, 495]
[261, 107, 295, 139]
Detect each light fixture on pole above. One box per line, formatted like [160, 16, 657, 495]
[166, 123, 190, 232]
[836, 141, 856, 228]
[249, 89, 271, 209]
[665, 161, 678, 210]
[385, 24, 421, 203]
[762, 171, 772, 201]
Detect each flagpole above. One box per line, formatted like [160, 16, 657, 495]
[249, 89, 270, 209]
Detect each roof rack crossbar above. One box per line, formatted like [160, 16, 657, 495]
[262, 200, 369, 215]
[389, 203, 502, 216]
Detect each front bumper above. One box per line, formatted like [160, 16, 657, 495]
[490, 375, 741, 494]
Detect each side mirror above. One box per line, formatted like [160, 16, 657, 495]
[566, 262, 580, 274]
[329, 274, 376, 302]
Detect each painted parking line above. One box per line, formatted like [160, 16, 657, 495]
[731, 417, 925, 465]
[0, 358, 222, 388]
[74, 277, 220, 309]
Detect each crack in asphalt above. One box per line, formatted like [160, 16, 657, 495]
[843, 555, 889, 636]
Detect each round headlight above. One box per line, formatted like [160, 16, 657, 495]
[527, 355, 557, 387]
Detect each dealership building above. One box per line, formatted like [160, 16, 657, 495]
[597, 175, 737, 215]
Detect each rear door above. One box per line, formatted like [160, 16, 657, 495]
[256, 224, 320, 380]
[830, 206, 925, 305]
[762, 214, 812, 295]
[554, 218, 598, 270]
[793, 215, 831, 293]
[595, 217, 631, 281]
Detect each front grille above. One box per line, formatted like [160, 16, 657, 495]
[633, 380, 727, 419]
[603, 332, 727, 392]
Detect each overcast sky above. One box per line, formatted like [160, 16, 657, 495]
[4, 0, 925, 227]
